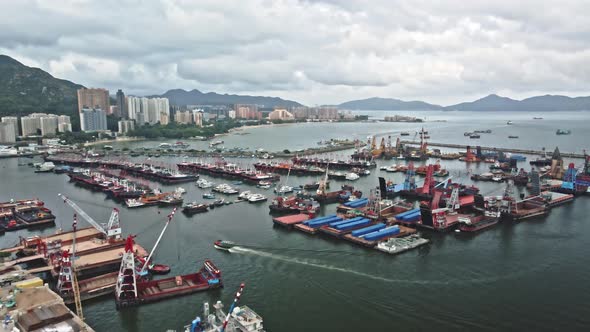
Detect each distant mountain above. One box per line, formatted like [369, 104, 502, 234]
[337, 97, 443, 110]
[0, 55, 83, 120]
[159, 89, 303, 108]
[446, 94, 590, 112]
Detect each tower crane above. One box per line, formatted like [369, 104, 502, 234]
[58, 193, 122, 241]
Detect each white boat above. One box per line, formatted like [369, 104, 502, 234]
[274, 185, 293, 194]
[175, 187, 186, 195]
[385, 165, 399, 172]
[0, 147, 18, 157]
[379, 166, 388, 171]
[238, 191, 252, 200]
[248, 194, 267, 203]
[35, 162, 55, 173]
[345, 173, 360, 181]
[376, 234, 430, 255]
[159, 143, 172, 148]
[125, 199, 145, 208]
[196, 179, 214, 188]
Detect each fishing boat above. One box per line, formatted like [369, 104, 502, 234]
[182, 202, 209, 214]
[400, 132, 410, 136]
[469, 134, 480, 139]
[196, 179, 214, 188]
[508, 135, 519, 139]
[213, 240, 236, 251]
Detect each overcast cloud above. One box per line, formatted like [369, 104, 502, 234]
[1, 0, 589, 105]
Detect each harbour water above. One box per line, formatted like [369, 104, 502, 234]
[1, 111, 590, 331]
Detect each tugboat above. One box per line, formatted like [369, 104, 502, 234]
[214, 240, 236, 251]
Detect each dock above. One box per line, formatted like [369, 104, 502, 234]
[401, 140, 586, 158]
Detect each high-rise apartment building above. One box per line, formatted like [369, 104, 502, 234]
[58, 115, 72, 132]
[116, 89, 127, 118]
[234, 104, 261, 120]
[77, 88, 110, 131]
[39, 116, 58, 136]
[1, 117, 19, 136]
[118, 120, 135, 134]
[0, 122, 16, 143]
[192, 110, 203, 127]
[81, 108, 107, 132]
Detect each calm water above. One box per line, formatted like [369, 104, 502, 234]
[1, 111, 590, 331]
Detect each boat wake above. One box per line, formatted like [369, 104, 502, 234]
[229, 246, 553, 286]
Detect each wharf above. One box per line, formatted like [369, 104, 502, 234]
[401, 140, 586, 158]
[2, 284, 94, 331]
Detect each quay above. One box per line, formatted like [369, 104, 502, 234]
[401, 140, 586, 158]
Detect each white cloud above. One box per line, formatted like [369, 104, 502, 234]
[1, 0, 590, 105]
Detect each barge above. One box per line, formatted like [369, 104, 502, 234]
[115, 237, 222, 309]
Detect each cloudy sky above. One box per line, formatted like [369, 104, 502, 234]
[2, 0, 589, 105]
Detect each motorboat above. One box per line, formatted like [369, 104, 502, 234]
[248, 194, 267, 203]
[203, 193, 216, 199]
[345, 173, 360, 181]
[238, 191, 252, 200]
[126, 198, 146, 208]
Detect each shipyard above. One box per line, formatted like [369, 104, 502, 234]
[2, 112, 590, 331]
[2, 3, 590, 330]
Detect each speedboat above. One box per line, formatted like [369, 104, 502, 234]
[248, 193, 267, 203]
[203, 192, 216, 199]
[238, 191, 252, 200]
[35, 162, 55, 173]
[274, 185, 294, 194]
[345, 173, 360, 181]
[214, 240, 236, 251]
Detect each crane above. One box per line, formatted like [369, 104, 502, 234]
[58, 193, 122, 241]
[138, 208, 177, 275]
[220, 283, 246, 332]
[56, 215, 84, 323]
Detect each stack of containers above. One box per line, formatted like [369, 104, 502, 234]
[351, 223, 387, 237]
[364, 225, 401, 241]
[395, 208, 421, 223]
[334, 218, 371, 232]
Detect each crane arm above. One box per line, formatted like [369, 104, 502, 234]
[140, 208, 177, 274]
[58, 193, 106, 235]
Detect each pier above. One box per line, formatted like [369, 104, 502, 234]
[401, 140, 586, 159]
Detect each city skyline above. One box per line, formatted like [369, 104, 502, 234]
[2, 1, 590, 106]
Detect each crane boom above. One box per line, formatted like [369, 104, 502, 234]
[140, 208, 177, 274]
[58, 193, 122, 240]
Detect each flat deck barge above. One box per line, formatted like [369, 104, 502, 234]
[272, 214, 311, 228]
[343, 225, 416, 248]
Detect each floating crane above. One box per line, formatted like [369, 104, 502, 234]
[56, 215, 84, 323]
[136, 208, 177, 276]
[58, 193, 122, 242]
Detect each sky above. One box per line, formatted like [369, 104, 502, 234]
[2, 0, 590, 106]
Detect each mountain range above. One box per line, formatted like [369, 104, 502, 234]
[1, 54, 590, 118]
[158, 89, 302, 108]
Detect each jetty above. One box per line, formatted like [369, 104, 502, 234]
[401, 140, 586, 159]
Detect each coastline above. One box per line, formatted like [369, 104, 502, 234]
[83, 136, 145, 147]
